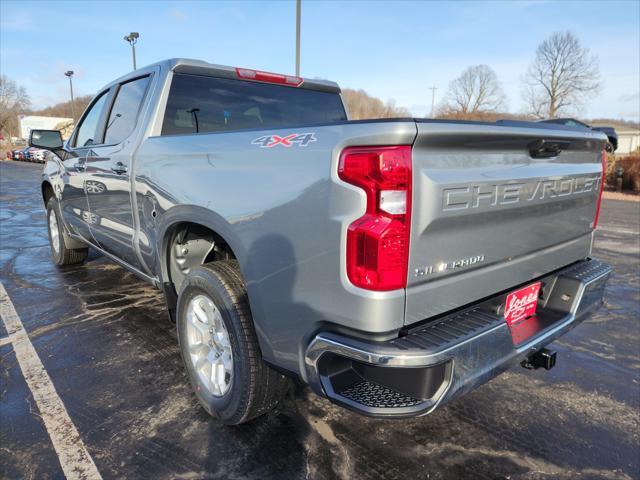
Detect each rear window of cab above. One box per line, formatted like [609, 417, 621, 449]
[161, 73, 346, 136]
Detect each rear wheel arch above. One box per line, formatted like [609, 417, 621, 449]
[155, 208, 277, 364]
[164, 221, 238, 293]
[156, 207, 247, 295]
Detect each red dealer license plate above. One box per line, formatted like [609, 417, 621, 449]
[504, 282, 541, 327]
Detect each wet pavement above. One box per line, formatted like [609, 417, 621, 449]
[1, 159, 638, 480]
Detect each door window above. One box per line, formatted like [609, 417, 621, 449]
[74, 92, 108, 148]
[104, 76, 151, 145]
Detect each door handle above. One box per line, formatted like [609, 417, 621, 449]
[111, 161, 128, 175]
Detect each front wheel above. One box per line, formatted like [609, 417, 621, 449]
[46, 198, 88, 266]
[177, 260, 291, 425]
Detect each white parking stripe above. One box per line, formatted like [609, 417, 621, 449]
[597, 226, 640, 235]
[0, 282, 102, 480]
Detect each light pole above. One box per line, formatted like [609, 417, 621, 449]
[64, 70, 76, 121]
[428, 85, 438, 118]
[124, 32, 139, 70]
[295, 0, 301, 76]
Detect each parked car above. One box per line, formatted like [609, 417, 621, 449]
[10, 148, 22, 160]
[28, 148, 47, 163]
[24, 147, 38, 162]
[538, 118, 618, 153]
[14, 146, 32, 161]
[31, 59, 611, 425]
[592, 126, 618, 152]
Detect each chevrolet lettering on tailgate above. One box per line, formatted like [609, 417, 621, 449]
[442, 174, 601, 212]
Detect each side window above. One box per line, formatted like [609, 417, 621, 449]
[104, 76, 150, 145]
[74, 92, 108, 148]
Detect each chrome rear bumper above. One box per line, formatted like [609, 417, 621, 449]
[304, 258, 612, 417]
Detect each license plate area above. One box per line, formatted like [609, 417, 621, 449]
[504, 282, 542, 344]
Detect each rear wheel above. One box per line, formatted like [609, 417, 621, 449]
[46, 198, 88, 266]
[177, 261, 291, 424]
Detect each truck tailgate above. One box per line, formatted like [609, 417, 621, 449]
[406, 120, 605, 325]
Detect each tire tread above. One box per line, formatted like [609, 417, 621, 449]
[186, 260, 290, 424]
[46, 198, 88, 266]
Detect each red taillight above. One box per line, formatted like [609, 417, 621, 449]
[235, 67, 303, 87]
[593, 148, 606, 229]
[338, 146, 412, 291]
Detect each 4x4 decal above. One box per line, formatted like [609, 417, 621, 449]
[252, 132, 317, 148]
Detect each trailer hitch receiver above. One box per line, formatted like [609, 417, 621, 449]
[521, 348, 557, 370]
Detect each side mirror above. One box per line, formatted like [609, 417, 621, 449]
[29, 130, 63, 150]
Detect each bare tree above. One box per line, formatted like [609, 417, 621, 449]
[0, 75, 30, 137]
[342, 88, 410, 119]
[442, 65, 506, 118]
[523, 31, 600, 118]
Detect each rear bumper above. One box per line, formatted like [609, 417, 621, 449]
[304, 258, 612, 417]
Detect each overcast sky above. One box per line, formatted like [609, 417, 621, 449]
[1, 0, 638, 121]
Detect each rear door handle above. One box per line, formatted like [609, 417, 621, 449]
[111, 161, 128, 175]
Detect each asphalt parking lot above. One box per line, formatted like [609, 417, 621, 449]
[1, 159, 638, 480]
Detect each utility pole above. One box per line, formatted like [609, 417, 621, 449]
[428, 85, 438, 118]
[124, 32, 139, 70]
[64, 71, 76, 121]
[295, 0, 301, 76]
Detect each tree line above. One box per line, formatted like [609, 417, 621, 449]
[346, 31, 602, 122]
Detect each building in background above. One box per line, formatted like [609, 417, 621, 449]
[19, 115, 73, 140]
[616, 129, 640, 154]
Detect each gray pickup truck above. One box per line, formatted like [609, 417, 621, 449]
[30, 58, 612, 425]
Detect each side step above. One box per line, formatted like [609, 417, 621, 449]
[339, 381, 423, 409]
[314, 306, 509, 417]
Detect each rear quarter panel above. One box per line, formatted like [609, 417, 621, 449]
[134, 121, 416, 377]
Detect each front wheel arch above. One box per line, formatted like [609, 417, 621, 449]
[42, 181, 55, 206]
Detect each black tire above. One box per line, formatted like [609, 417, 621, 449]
[177, 260, 291, 425]
[46, 197, 88, 266]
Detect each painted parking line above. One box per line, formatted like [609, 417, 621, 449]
[0, 282, 102, 480]
[597, 226, 640, 236]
